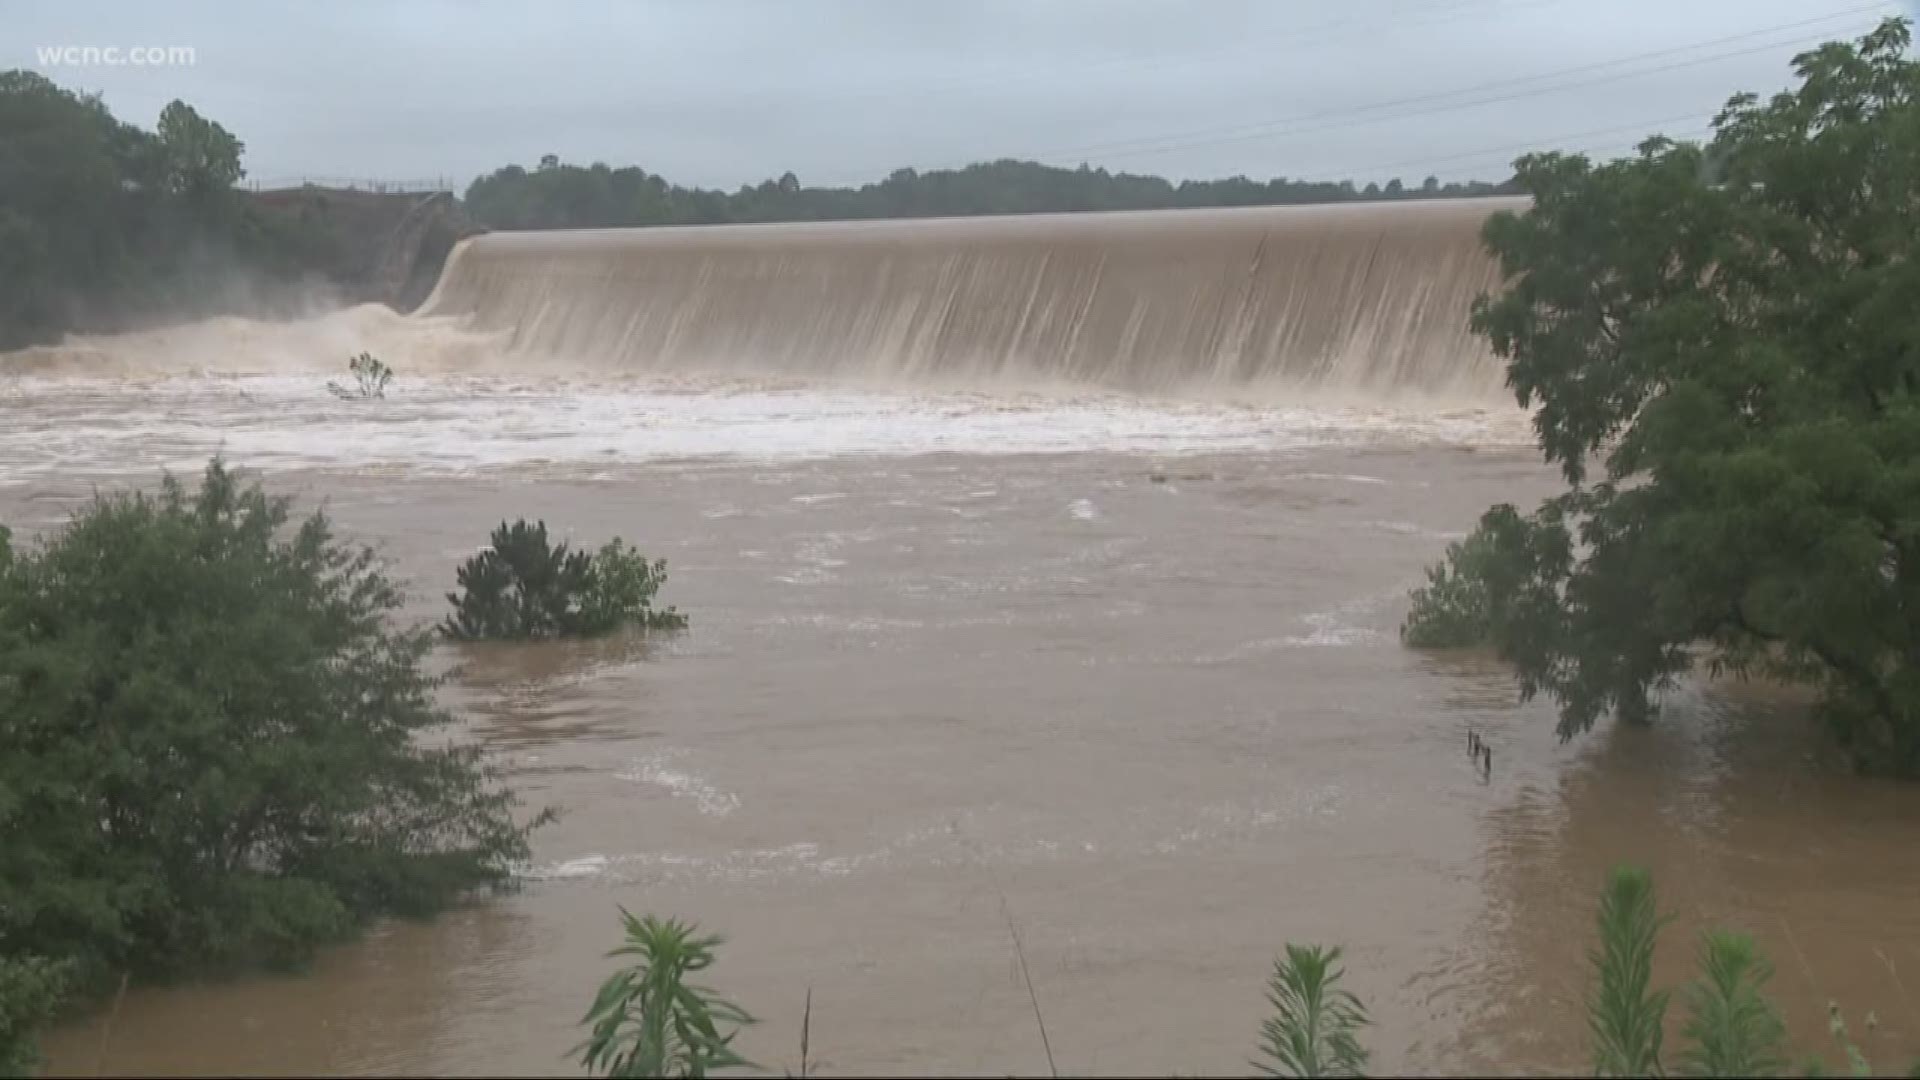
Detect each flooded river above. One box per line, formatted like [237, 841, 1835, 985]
[14, 198, 1920, 1074]
[8, 367, 1915, 1076]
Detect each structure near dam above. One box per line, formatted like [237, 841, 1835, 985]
[418, 197, 1523, 402]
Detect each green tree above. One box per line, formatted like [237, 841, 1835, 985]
[442, 520, 685, 641]
[0, 461, 545, 993]
[460, 155, 1518, 232]
[0, 956, 71, 1078]
[0, 71, 149, 347]
[154, 99, 244, 199]
[1404, 17, 1920, 775]
[0, 73, 343, 349]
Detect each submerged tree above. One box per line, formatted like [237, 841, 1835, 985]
[0, 955, 70, 1078]
[0, 461, 544, 994]
[443, 520, 685, 641]
[1405, 17, 1920, 775]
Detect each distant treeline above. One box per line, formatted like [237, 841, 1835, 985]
[0, 71, 348, 351]
[463, 155, 1521, 231]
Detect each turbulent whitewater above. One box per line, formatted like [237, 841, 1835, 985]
[418, 198, 1522, 402]
[0, 199, 1535, 477]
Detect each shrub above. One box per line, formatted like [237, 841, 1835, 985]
[0, 956, 71, 1079]
[1400, 502, 1564, 652]
[574, 912, 755, 1079]
[0, 460, 544, 993]
[1254, 944, 1370, 1078]
[1403, 511, 1505, 648]
[327, 351, 392, 399]
[443, 520, 685, 641]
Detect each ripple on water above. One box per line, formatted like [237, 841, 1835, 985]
[614, 750, 742, 817]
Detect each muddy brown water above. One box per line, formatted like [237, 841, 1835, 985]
[18, 446, 1920, 1077]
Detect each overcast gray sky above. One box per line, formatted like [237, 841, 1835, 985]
[6, 0, 1913, 191]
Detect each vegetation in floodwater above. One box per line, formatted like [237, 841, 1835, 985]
[1402, 17, 1920, 776]
[327, 351, 393, 399]
[443, 519, 686, 641]
[0, 957, 72, 1079]
[1400, 504, 1535, 649]
[0, 460, 546, 1071]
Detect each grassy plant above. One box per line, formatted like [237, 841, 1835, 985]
[1676, 931, 1785, 1077]
[1821, 1003, 1875, 1078]
[327, 351, 393, 399]
[442, 520, 685, 641]
[1589, 866, 1670, 1078]
[1254, 944, 1370, 1078]
[574, 912, 754, 1079]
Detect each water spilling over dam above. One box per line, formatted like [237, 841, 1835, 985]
[418, 198, 1522, 402]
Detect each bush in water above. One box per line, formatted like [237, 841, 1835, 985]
[327, 351, 393, 399]
[0, 461, 545, 1019]
[443, 520, 686, 641]
[0, 956, 71, 1079]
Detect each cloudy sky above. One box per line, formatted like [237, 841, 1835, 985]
[8, 0, 1912, 191]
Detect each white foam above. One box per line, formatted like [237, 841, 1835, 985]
[523, 854, 611, 881]
[1, 344, 1534, 482]
[1282, 472, 1394, 485]
[1365, 519, 1469, 541]
[614, 751, 741, 817]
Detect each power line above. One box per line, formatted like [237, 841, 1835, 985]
[1314, 122, 1719, 187]
[1340, 111, 1712, 180]
[809, 1, 1896, 187]
[747, 0, 1574, 121]
[871, 0, 1573, 106]
[1040, 0, 1896, 163]
[1057, 30, 1836, 167]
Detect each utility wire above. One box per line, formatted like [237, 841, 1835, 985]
[1334, 111, 1714, 182]
[847, 0, 1574, 108]
[1036, 1, 1889, 164]
[809, 1, 1896, 187]
[1040, 0, 1896, 162]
